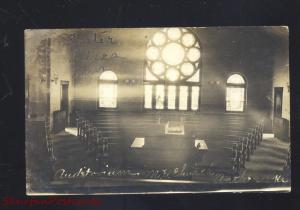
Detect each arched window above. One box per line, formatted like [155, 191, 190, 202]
[144, 28, 201, 111]
[226, 73, 246, 112]
[99, 71, 118, 108]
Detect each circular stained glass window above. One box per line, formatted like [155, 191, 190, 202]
[166, 67, 180, 81]
[180, 62, 195, 76]
[162, 43, 185, 66]
[152, 32, 167, 46]
[152, 61, 165, 75]
[146, 28, 201, 82]
[146, 46, 160, 61]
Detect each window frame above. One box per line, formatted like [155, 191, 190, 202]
[97, 71, 118, 110]
[225, 73, 247, 113]
[143, 80, 201, 112]
[143, 28, 202, 112]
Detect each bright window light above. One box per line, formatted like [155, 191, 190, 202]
[144, 28, 201, 110]
[187, 70, 200, 82]
[187, 47, 201, 62]
[182, 33, 196, 47]
[144, 85, 152, 108]
[155, 85, 165, 109]
[99, 71, 118, 108]
[226, 74, 246, 112]
[99, 84, 117, 108]
[179, 86, 188, 110]
[162, 43, 185, 66]
[167, 28, 182, 40]
[152, 32, 166, 46]
[166, 67, 180, 81]
[145, 28, 201, 82]
[168, 86, 176, 109]
[145, 68, 158, 81]
[227, 74, 245, 84]
[99, 70, 117, 80]
[191, 86, 199, 110]
[226, 87, 245, 111]
[146, 46, 160, 61]
[181, 62, 195, 76]
[152, 61, 165, 75]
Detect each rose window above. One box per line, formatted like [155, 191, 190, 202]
[145, 28, 201, 82]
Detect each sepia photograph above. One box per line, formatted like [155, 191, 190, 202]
[25, 26, 290, 194]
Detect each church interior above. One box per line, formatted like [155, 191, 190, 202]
[25, 27, 290, 193]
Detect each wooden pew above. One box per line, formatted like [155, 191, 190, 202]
[194, 118, 264, 178]
[77, 110, 265, 180]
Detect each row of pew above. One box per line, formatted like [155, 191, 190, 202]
[119, 112, 265, 179]
[76, 110, 265, 180]
[76, 116, 110, 167]
[202, 120, 264, 179]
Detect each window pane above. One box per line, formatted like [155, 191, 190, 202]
[227, 74, 245, 84]
[186, 69, 200, 82]
[226, 87, 245, 111]
[155, 85, 165, 109]
[179, 86, 188, 110]
[144, 85, 152, 108]
[145, 67, 158, 81]
[168, 86, 176, 109]
[99, 84, 117, 108]
[191, 86, 199, 110]
[100, 71, 117, 80]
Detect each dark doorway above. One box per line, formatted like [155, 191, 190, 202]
[273, 87, 289, 140]
[61, 81, 69, 123]
[274, 87, 283, 117]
